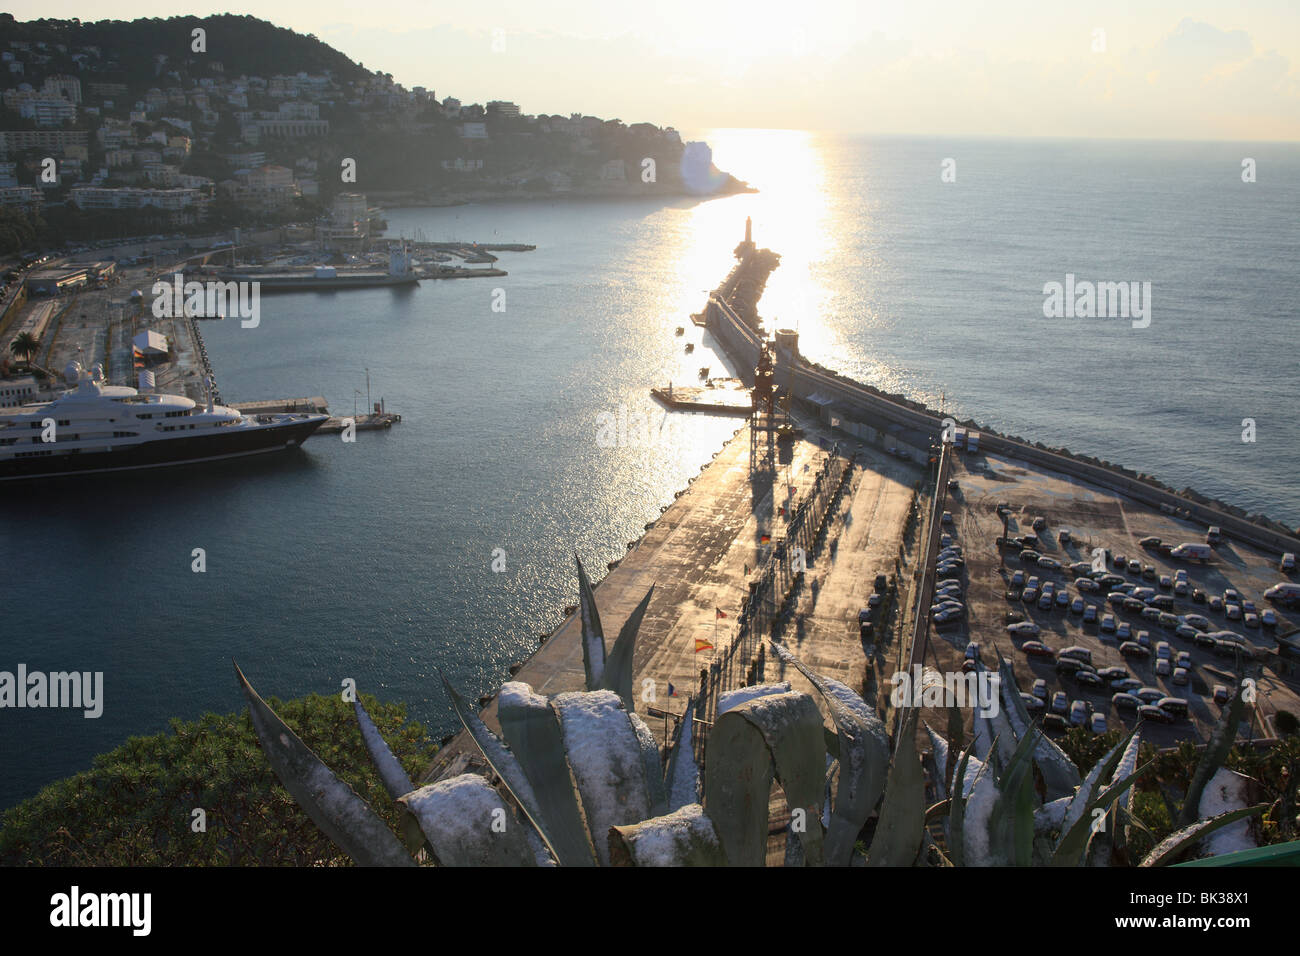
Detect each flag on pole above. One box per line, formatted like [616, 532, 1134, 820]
[715, 608, 727, 619]
[695, 639, 714, 653]
[744, 563, 749, 575]
[760, 534, 771, 543]
[668, 682, 677, 697]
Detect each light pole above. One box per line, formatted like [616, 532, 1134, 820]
[365, 367, 371, 415]
[353, 389, 361, 418]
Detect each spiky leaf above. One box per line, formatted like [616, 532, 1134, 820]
[1140, 806, 1266, 867]
[400, 775, 538, 866]
[496, 681, 597, 867]
[1177, 683, 1246, 829]
[234, 663, 415, 867]
[866, 708, 926, 866]
[575, 554, 606, 690]
[609, 804, 728, 866]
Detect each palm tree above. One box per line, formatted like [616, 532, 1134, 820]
[9, 331, 39, 365]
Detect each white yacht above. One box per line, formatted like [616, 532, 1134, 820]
[0, 362, 326, 481]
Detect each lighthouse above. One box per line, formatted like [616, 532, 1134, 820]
[736, 216, 756, 258]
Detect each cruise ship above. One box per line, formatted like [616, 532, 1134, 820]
[0, 363, 327, 481]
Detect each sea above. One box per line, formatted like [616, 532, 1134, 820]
[2, 131, 1297, 808]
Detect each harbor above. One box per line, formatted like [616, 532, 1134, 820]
[425, 220, 1300, 793]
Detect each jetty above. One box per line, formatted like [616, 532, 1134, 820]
[650, 378, 753, 414]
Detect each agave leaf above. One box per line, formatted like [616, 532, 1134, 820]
[945, 701, 965, 787]
[1051, 760, 1153, 866]
[924, 723, 950, 803]
[442, 674, 571, 866]
[630, 711, 670, 819]
[664, 697, 701, 811]
[399, 775, 538, 866]
[609, 804, 728, 866]
[599, 584, 654, 712]
[1177, 683, 1246, 829]
[1058, 729, 1133, 844]
[553, 690, 652, 866]
[352, 696, 416, 801]
[866, 708, 926, 867]
[704, 690, 827, 866]
[1139, 805, 1266, 867]
[575, 553, 606, 690]
[496, 681, 597, 867]
[770, 642, 890, 866]
[955, 754, 1000, 865]
[985, 724, 1040, 866]
[1034, 795, 1071, 837]
[947, 746, 975, 867]
[234, 663, 415, 867]
[990, 654, 1080, 800]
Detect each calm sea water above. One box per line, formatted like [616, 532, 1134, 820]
[2, 133, 1297, 808]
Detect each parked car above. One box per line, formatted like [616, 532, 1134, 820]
[1059, 646, 1093, 664]
[1135, 630, 1151, 648]
[1022, 587, 1039, 604]
[1191, 588, 1206, 604]
[1031, 679, 1048, 700]
[1075, 577, 1100, 592]
[1075, 670, 1104, 689]
[1055, 589, 1070, 608]
[1097, 666, 1129, 680]
[1021, 693, 1045, 711]
[1139, 536, 1162, 549]
[1021, 641, 1055, 659]
[1019, 550, 1041, 564]
[1180, 614, 1211, 632]
[1083, 604, 1098, 623]
[1042, 714, 1069, 733]
[1116, 621, 1132, 640]
[1120, 641, 1150, 659]
[1056, 658, 1092, 677]
[965, 641, 980, 661]
[1111, 678, 1143, 693]
[1038, 557, 1062, 571]
[1051, 692, 1069, 714]
[1155, 658, 1172, 677]
[1208, 596, 1224, 613]
[1069, 700, 1089, 725]
[1128, 560, 1143, 575]
[1157, 697, 1189, 717]
[1112, 692, 1142, 710]
[1213, 684, 1230, 705]
[1171, 667, 1189, 685]
[1010, 570, 1025, 588]
[1089, 712, 1107, 734]
[1135, 687, 1165, 704]
[1138, 704, 1174, 723]
[1100, 614, 1117, 633]
[1070, 596, 1085, 615]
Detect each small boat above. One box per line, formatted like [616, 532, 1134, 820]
[684, 342, 694, 353]
[675, 326, 685, 336]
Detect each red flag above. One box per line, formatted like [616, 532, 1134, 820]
[760, 534, 771, 543]
[716, 608, 727, 619]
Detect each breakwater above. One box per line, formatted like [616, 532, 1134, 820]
[702, 248, 1300, 558]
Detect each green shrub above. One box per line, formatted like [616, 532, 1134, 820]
[0, 693, 436, 866]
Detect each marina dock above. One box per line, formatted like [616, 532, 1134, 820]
[651, 378, 753, 414]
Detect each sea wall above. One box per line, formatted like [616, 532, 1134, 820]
[704, 254, 1300, 557]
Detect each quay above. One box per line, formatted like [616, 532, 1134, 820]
[229, 397, 401, 434]
[650, 378, 753, 414]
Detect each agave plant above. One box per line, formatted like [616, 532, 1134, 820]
[234, 557, 1264, 866]
[235, 556, 932, 866]
[921, 652, 1266, 866]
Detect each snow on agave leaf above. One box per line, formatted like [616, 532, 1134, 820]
[234, 663, 416, 867]
[609, 804, 727, 866]
[496, 681, 597, 867]
[400, 774, 538, 866]
[993, 653, 1080, 800]
[1059, 734, 1129, 844]
[771, 641, 890, 866]
[553, 689, 652, 865]
[716, 681, 791, 715]
[704, 690, 827, 866]
[955, 753, 999, 866]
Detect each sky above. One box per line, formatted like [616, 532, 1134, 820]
[8, 1, 1300, 140]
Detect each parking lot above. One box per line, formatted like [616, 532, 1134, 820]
[924, 449, 1300, 746]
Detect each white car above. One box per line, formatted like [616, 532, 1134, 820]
[1007, 622, 1041, 636]
[1116, 621, 1132, 640]
[1089, 712, 1107, 734]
